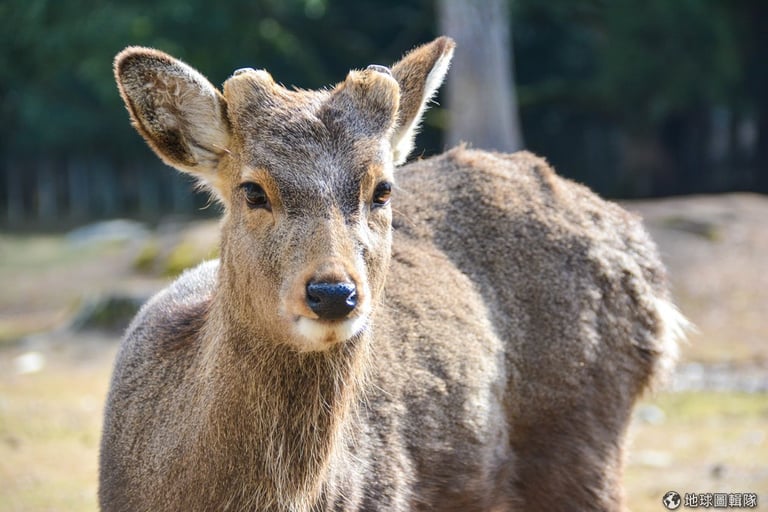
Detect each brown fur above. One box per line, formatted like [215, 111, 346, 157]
[100, 38, 686, 511]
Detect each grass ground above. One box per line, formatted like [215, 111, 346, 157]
[1, 193, 766, 510]
[2, 352, 765, 511]
[627, 392, 768, 511]
[0, 338, 115, 512]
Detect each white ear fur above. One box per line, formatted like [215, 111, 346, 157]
[115, 47, 230, 196]
[390, 39, 455, 166]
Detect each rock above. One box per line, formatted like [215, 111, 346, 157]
[634, 404, 667, 425]
[710, 463, 726, 479]
[631, 450, 672, 468]
[68, 294, 147, 333]
[66, 219, 149, 247]
[672, 362, 768, 393]
[13, 351, 45, 375]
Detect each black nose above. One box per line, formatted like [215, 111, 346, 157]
[305, 281, 358, 320]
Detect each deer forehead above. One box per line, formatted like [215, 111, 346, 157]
[223, 67, 399, 149]
[222, 70, 395, 203]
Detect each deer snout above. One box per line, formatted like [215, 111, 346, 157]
[306, 281, 358, 320]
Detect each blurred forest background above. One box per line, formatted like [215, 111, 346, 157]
[1, 0, 767, 229]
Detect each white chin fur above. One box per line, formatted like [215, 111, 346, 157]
[293, 315, 368, 352]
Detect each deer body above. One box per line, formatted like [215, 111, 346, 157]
[100, 38, 685, 511]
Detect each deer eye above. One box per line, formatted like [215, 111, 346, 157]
[240, 182, 270, 210]
[372, 181, 392, 208]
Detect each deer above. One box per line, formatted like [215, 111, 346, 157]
[99, 36, 687, 511]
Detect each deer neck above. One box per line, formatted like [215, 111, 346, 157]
[195, 278, 370, 508]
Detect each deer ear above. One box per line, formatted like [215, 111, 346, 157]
[114, 47, 230, 187]
[390, 36, 455, 165]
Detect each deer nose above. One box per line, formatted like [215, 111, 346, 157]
[305, 281, 358, 320]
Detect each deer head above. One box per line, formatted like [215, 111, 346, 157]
[114, 37, 454, 352]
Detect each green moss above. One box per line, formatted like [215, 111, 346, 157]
[661, 216, 721, 241]
[163, 240, 218, 277]
[0, 322, 33, 345]
[652, 391, 768, 422]
[132, 239, 160, 272]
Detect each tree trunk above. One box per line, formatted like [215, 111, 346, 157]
[4, 159, 24, 225]
[438, 0, 524, 153]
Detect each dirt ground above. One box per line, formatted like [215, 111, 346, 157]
[0, 193, 766, 511]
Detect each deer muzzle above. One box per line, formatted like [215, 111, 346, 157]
[305, 281, 358, 320]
